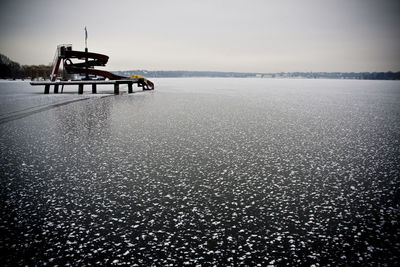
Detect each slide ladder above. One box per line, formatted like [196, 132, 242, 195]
[50, 47, 61, 81]
[50, 44, 72, 81]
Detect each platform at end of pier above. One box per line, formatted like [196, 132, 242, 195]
[30, 79, 152, 94]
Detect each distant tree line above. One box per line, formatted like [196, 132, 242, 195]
[116, 70, 400, 80]
[22, 65, 52, 80]
[1, 53, 400, 80]
[116, 70, 264, 78]
[0, 53, 52, 80]
[275, 72, 400, 80]
[0, 53, 24, 79]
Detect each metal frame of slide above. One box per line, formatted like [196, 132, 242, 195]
[50, 45, 154, 89]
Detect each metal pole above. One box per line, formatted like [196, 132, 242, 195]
[85, 26, 88, 50]
[85, 27, 89, 80]
[79, 84, 84, 94]
[44, 84, 50, 94]
[85, 48, 89, 80]
[114, 83, 119, 95]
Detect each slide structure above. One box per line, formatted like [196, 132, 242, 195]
[50, 44, 154, 90]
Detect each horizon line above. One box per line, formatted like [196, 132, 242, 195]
[113, 69, 400, 74]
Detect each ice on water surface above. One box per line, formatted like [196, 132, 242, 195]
[0, 78, 399, 265]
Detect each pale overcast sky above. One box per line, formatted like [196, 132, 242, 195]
[0, 0, 399, 72]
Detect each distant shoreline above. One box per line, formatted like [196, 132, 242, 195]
[115, 70, 400, 80]
[1, 53, 400, 80]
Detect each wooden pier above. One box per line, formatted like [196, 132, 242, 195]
[30, 79, 151, 95]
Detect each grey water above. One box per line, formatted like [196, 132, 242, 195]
[0, 78, 399, 266]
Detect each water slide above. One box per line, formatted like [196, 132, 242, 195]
[50, 45, 154, 89]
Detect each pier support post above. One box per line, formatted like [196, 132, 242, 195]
[44, 84, 50, 94]
[114, 83, 119, 95]
[78, 84, 84, 94]
[54, 84, 59, 94]
[92, 84, 97, 94]
[128, 83, 133, 94]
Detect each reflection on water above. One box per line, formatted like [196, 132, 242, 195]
[0, 78, 399, 265]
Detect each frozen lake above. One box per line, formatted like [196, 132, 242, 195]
[0, 78, 399, 265]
